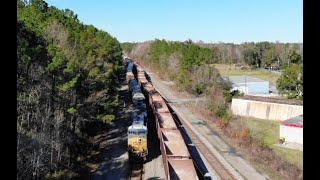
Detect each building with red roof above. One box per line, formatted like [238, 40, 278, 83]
[280, 115, 303, 145]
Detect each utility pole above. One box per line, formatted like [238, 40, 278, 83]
[245, 76, 247, 95]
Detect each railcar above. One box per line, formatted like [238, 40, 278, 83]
[127, 61, 134, 72]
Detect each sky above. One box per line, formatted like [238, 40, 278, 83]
[45, 0, 303, 43]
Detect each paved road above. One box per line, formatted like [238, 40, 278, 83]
[145, 69, 269, 180]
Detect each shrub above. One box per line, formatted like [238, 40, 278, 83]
[193, 83, 206, 95]
[216, 105, 228, 119]
[259, 140, 269, 149]
[240, 128, 250, 140]
[279, 137, 285, 144]
[67, 107, 77, 114]
[47, 170, 78, 179]
[223, 90, 233, 103]
[231, 90, 244, 97]
[97, 114, 115, 123]
[224, 90, 244, 103]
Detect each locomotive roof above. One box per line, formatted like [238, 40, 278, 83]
[132, 119, 144, 125]
[133, 93, 145, 100]
[128, 124, 147, 131]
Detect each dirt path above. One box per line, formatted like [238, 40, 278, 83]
[91, 72, 132, 180]
[145, 69, 269, 180]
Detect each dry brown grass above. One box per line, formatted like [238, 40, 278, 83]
[187, 103, 302, 179]
[222, 119, 302, 179]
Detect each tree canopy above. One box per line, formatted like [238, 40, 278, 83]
[276, 64, 303, 99]
[17, 0, 122, 178]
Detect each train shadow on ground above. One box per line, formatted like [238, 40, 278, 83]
[145, 105, 162, 163]
[168, 104, 212, 180]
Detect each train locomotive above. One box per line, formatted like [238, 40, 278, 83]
[126, 59, 148, 162]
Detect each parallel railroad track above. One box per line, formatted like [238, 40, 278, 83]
[164, 100, 237, 180]
[179, 122, 236, 180]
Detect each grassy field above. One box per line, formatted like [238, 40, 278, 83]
[239, 117, 303, 170]
[212, 64, 280, 86]
[273, 146, 303, 170]
[239, 117, 279, 145]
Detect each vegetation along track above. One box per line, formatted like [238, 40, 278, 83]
[129, 163, 144, 180]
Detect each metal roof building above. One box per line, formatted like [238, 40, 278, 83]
[224, 76, 270, 95]
[281, 115, 303, 128]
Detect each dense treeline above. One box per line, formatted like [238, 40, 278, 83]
[124, 40, 303, 69]
[196, 41, 303, 68]
[129, 39, 227, 95]
[17, 0, 122, 178]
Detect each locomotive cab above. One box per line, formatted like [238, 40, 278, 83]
[128, 124, 148, 161]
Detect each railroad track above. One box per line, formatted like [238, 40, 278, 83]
[164, 101, 237, 180]
[180, 122, 236, 180]
[129, 163, 144, 180]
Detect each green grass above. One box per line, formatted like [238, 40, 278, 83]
[212, 64, 280, 86]
[272, 146, 303, 170]
[239, 117, 279, 146]
[238, 117, 302, 170]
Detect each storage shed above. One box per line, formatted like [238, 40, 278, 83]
[280, 115, 303, 145]
[224, 76, 269, 95]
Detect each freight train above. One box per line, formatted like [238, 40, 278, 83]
[125, 57, 199, 179]
[126, 59, 148, 162]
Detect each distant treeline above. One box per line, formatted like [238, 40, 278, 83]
[17, 0, 122, 179]
[123, 40, 303, 69]
[199, 41, 302, 68]
[123, 39, 303, 99]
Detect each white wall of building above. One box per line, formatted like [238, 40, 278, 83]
[231, 98, 303, 121]
[280, 125, 303, 144]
